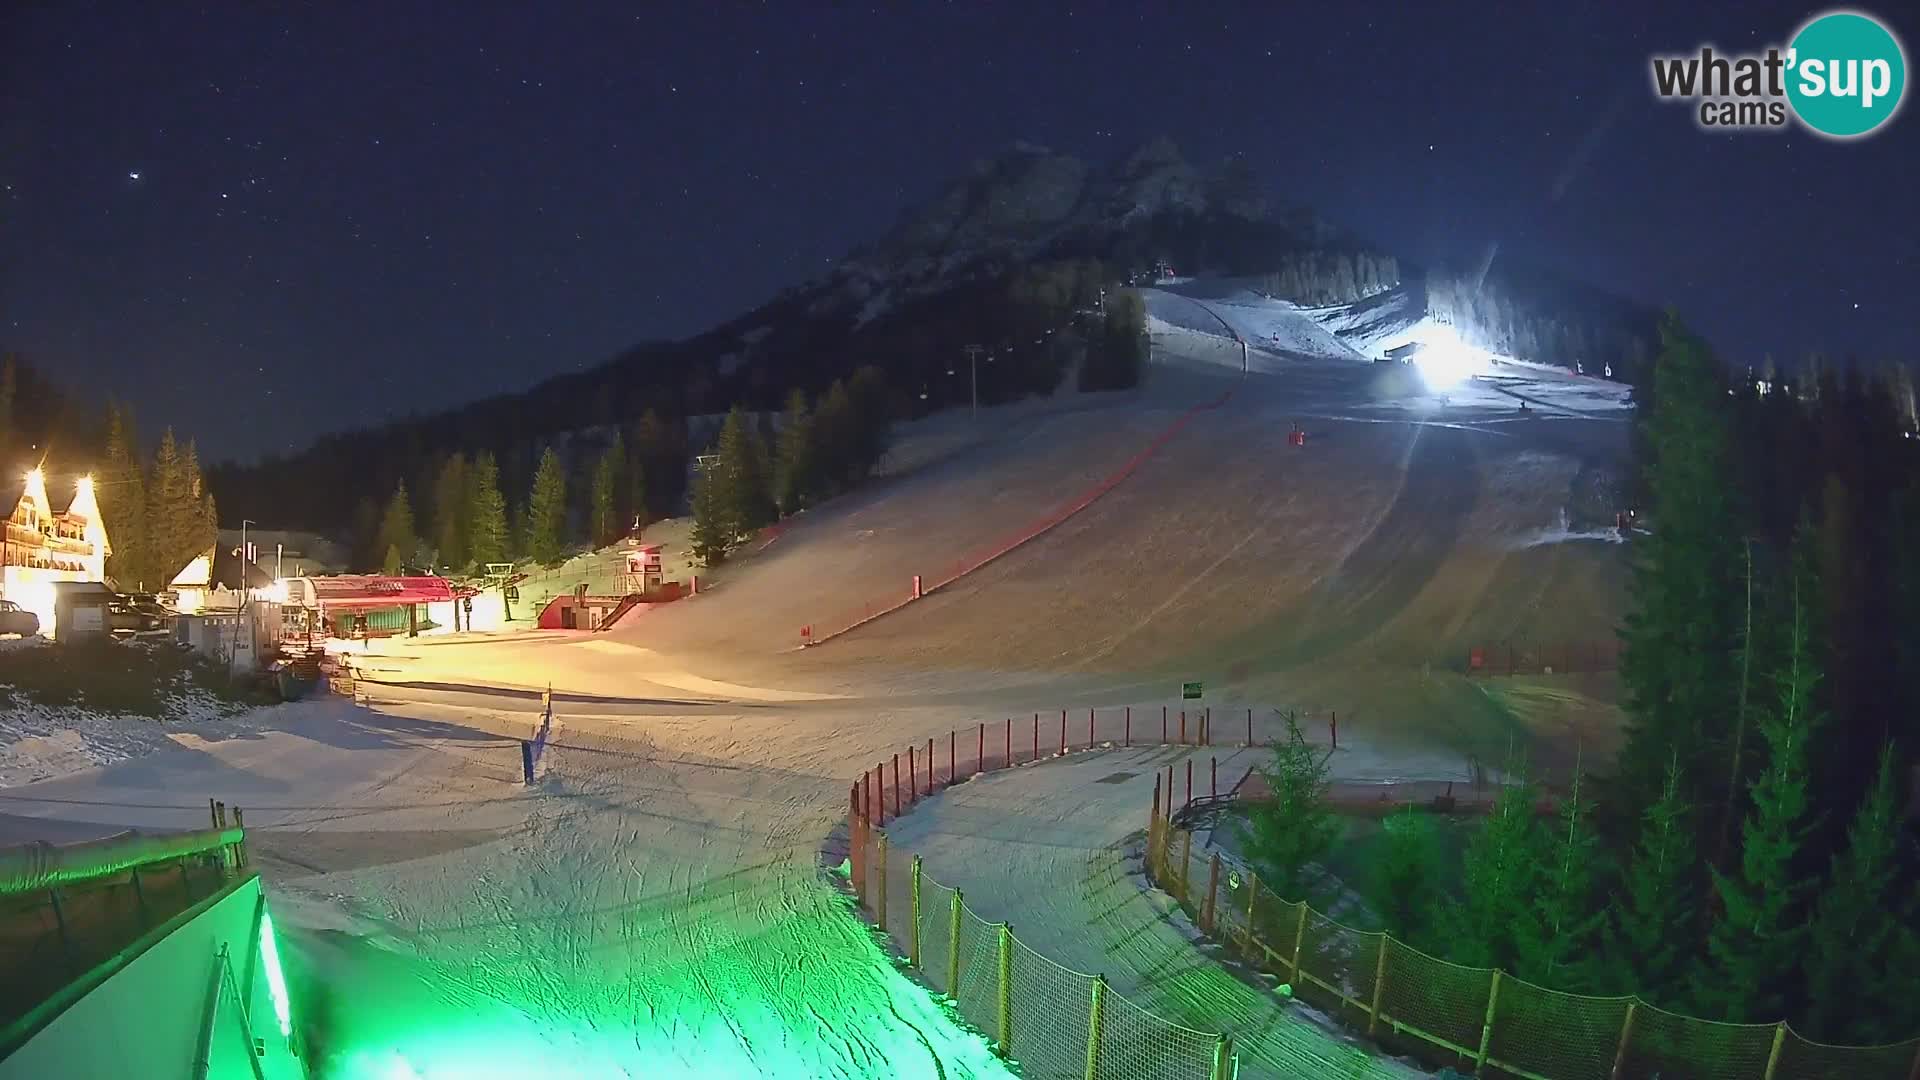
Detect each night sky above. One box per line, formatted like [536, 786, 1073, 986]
[3, 1, 1915, 461]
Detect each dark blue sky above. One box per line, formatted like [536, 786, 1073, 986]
[3, 1, 1915, 460]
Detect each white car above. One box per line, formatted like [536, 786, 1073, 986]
[0, 600, 40, 638]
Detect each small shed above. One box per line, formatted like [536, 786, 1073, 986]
[50, 581, 113, 641]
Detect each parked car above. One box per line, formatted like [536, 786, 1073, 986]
[108, 594, 173, 638]
[0, 600, 40, 638]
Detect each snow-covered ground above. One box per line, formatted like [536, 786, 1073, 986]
[2, 282, 1637, 1078]
[0, 692, 261, 790]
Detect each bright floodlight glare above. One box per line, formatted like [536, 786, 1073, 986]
[1411, 326, 1483, 391]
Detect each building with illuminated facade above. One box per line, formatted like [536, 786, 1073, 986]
[0, 468, 109, 635]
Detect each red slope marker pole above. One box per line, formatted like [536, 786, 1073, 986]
[893, 753, 901, 817]
[908, 745, 916, 805]
[927, 738, 934, 796]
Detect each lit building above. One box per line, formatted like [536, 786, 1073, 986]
[0, 469, 110, 635]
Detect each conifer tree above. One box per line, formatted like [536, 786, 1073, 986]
[1369, 805, 1444, 947]
[431, 453, 469, 571]
[775, 388, 817, 513]
[1604, 756, 1697, 1004]
[1612, 314, 1744, 826]
[146, 428, 196, 584]
[376, 480, 417, 573]
[100, 404, 150, 588]
[812, 380, 856, 490]
[715, 407, 772, 537]
[1238, 711, 1338, 901]
[1803, 746, 1915, 1043]
[465, 451, 509, 567]
[590, 431, 626, 545]
[688, 462, 730, 567]
[525, 447, 567, 565]
[1694, 539, 1823, 1023]
[1449, 761, 1541, 971]
[1517, 766, 1605, 991]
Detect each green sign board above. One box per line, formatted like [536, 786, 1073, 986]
[1181, 681, 1203, 700]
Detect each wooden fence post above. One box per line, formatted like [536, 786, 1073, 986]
[1211, 756, 1217, 799]
[927, 738, 934, 796]
[876, 833, 889, 931]
[948, 733, 954, 786]
[1059, 708, 1067, 755]
[910, 855, 923, 970]
[1475, 970, 1502, 1075]
[1180, 709, 1187, 744]
[996, 923, 1014, 1056]
[1608, 1001, 1638, 1080]
[1761, 1023, 1787, 1080]
[892, 753, 901, 818]
[1289, 902, 1308, 984]
[1246, 871, 1261, 952]
[1083, 975, 1107, 1080]
[1209, 1036, 1232, 1080]
[1368, 934, 1390, 1036]
[1032, 713, 1039, 762]
[1125, 705, 1131, 747]
[1247, 707, 1253, 747]
[948, 889, 964, 994]
[1203, 852, 1221, 933]
[1088, 706, 1094, 749]
[1178, 831, 1193, 906]
[908, 745, 916, 804]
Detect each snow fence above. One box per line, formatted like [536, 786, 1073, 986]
[1144, 797, 1920, 1080]
[849, 807, 1233, 1079]
[835, 703, 1329, 1078]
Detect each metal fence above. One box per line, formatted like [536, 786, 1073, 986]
[1146, 801, 1920, 1080]
[847, 808, 1234, 1079]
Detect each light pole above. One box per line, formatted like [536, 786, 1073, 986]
[961, 344, 984, 420]
[238, 519, 256, 673]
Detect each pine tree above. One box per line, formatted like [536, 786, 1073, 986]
[1694, 541, 1823, 1023]
[1237, 710, 1338, 901]
[1604, 756, 1698, 1004]
[1517, 766, 1605, 991]
[845, 367, 892, 479]
[1369, 805, 1444, 947]
[1803, 746, 1915, 1043]
[812, 380, 856, 490]
[688, 461, 730, 567]
[146, 428, 197, 585]
[775, 388, 817, 513]
[525, 447, 567, 564]
[1449, 761, 1541, 971]
[714, 407, 772, 538]
[431, 453, 469, 572]
[465, 451, 509, 567]
[376, 480, 417, 573]
[1612, 314, 1744, 828]
[100, 404, 150, 588]
[591, 431, 626, 546]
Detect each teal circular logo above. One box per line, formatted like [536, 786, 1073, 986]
[1786, 11, 1906, 138]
